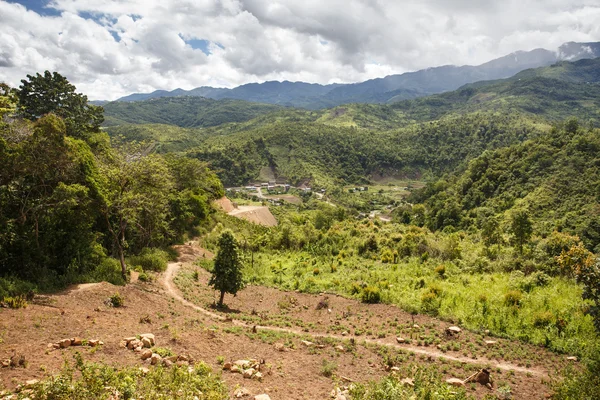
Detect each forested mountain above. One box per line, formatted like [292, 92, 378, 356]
[112, 41, 600, 109]
[102, 96, 282, 128]
[105, 57, 600, 188]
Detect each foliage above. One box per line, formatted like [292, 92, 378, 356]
[17, 71, 104, 139]
[128, 248, 170, 272]
[108, 292, 124, 307]
[15, 354, 227, 400]
[1, 295, 28, 309]
[209, 230, 245, 306]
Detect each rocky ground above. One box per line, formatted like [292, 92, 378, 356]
[0, 241, 576, 399]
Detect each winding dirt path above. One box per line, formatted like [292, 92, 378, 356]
[161, 261, 548, 378]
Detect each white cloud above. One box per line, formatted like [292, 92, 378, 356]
[0, 0, 598, 100]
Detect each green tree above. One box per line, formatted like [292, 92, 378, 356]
[209, 230, 244, 307]
[510, 210, 533, 254]
[18, 71, 104, 139]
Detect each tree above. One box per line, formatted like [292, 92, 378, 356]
[510, 210, 533, 254]
[209, 230, 244, 307]
[99, 150, 174, 279]
[18, 71, 104, 139]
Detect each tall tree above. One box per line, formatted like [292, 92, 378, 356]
[17, 71, 104, 139]
[510, 210, 533, 254]
[209, 230, 244, 307]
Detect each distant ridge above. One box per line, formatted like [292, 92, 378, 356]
[110, 41, 600, 109]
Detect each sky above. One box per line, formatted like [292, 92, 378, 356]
[1, 0, 600, 100]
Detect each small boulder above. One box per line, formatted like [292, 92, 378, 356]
[484, 340, 497, 346]
[567, 356, 578, 361]
[234, 360, 251, 368]
[177, 355, 189, 362]
[400, 377, 414, 387]
[446, 326, 461, 335]
[140, 333, 155, 346]
[334, 345, 345, 352]
[88, 339, 100, 347]
[1, 359, 10, 368]
[223, 361, 233, 371]
[274, 343, 286, 352]
[234, 387, 250, 397]
[243, 368, 255, 379]
[71, 337, 83, 346]
[396, 337, 405, 344]
[341, 331, 348, 336]
[59, 339, 72, 348]
[150, 353, 162, 365]
[141, 337, 152, 348]
[139, 367, 150, 375]
[124, 336, 137, 343]
[254, 395, 271, 400]
[301, 340, 314, 347]
[140, 349, 153, 360]
[162, 359, 173, 368]
[253, 371, 263, 381]
[446, 378, 465, 387]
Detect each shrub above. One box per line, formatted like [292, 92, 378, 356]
[108, 292, 124, 307]
[0, 277, 37, 299]
[129, 248, 169, 272]
[1, 295, 28, 309]
[138, 272, 152, 282]
[321, 359, 337, 378]
[504, 290, 523, 307]
[313, 268, 320, 275]
[434, 264, 446, 278]
[90, 258, 126, 286]
[533, 311, 555, 328]
[18, 354, 227, 399]
[361, 286, 381, 304]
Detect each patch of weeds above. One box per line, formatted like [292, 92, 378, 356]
[108, 292, 124, 308]
[321, 359, 337, 378]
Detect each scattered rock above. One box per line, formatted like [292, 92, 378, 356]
[140, 349, 153, 360]
[1, 359, 10, 368]
[59, 339, 72, 348]
[484, 340, 497, 346]
[400, 377, 414, 387]
[341, 331, 348, 336]
[243, 368, 255, 379]
[124, 336, 137, 343]
[162, 359, 173, 368]
[273, 343, 287, 352]
[88, 339, 100, 347]
[141, 337, 152, 348]
[334, 345, 345, 352]
[446, 326, 462, 335]
[254, 395, 271, 400]
[446, 378, 465, 387]
[234, 387, 250, 397]
[464, 369, 493, 389]
[25, 379, 39, 386]
[177, 354, 189, 362]
[223, 362, 233, 370]
[253, 371, 263, 381]
[396, 337, 405, 344]
[301, 340, 314, 347]
[150, 353, 162, 365]
[412, 324, 420, 329]
[71, 337, 83, 346]
[234, 360, 251, 368]
[567, 356, 578, 361]
[390, 367, 400, 372]
[139, 367, 150, 375]
[140, 333, 155, 346]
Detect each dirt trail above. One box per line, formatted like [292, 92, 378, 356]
[162, 260, 548, 378]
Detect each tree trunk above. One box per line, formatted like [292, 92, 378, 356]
[118, 245, 127, 280]
[219, 290, 225, 307]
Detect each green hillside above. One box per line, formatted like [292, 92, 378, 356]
[102, 96, 282, 128]
[409, 118, 600, 252]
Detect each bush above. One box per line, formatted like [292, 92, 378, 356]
[533, 311, 555, 328]
[361, 286, 381, 304]
[0, 276, 37, 299]
[504, 290, 523, 307]
[109, 292, 124, 307]
[129, 248, 169, 272]
[17, 354, 227, 399]
[1, 295, 28, 309]
[321, 359, 337, 378]
[90, 258, 125, 286]
[434, 264, 446, 278]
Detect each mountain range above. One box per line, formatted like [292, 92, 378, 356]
[106, 41, 600, 109]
